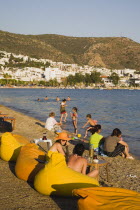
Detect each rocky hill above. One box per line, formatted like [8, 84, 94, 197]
[0, 30, 140, 70]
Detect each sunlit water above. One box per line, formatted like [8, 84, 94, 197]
[0, 88, 140, 156]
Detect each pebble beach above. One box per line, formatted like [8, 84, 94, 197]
[0, 104, 140, 209]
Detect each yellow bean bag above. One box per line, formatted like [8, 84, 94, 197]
[73, 187, 140, 210]
[0, 132, 29, 161]
[34, 152, 99, 196]
[15, 143, 46, 182]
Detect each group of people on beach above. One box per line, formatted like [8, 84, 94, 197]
[45, 96, 134, 179]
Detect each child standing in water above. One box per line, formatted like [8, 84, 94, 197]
[82, 114, 97, 138]
[60, 99, 68, 123]
[70, 107, 78, 135]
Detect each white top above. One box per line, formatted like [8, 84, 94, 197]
[45, 117, 57, 130]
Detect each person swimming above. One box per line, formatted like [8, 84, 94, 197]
[44, 96, 48, 100]
[56, 96, 60, 101]
[67, 96, 71, 101]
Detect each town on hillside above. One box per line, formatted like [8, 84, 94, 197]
[0, 51, 140, 88]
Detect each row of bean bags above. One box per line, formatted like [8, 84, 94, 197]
[15, 143, 46, 182]
[73, 187, 140, 210]
[0, 132, 29, 161]
[34, 152, 99, 196]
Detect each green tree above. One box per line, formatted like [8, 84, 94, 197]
[109, 72, 120, 85]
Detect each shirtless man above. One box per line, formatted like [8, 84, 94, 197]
[67, 143, 98, 178]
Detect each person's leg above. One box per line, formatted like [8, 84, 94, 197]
[73, 120, 77, 135]
[87, 169, 99, 178]
[84, 127, 91, 138]
[64, 112, 68, 122]
[123, 146, 132, 158]
[60, 113, 63, 123]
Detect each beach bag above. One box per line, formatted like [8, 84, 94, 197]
[0, 132, 29, 161]
[73, 187, 140, 210]
[15, 143, 45, 182]
[34, 152, 99, 196]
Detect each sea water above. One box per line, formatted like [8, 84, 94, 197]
[0, 88, 140, 156]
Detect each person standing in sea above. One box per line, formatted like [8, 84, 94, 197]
[60, 99, 68, 123]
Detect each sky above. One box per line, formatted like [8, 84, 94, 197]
[0, 0, 140, 43]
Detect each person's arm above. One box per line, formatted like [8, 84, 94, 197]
[81, 159, 88, 175]
[57, 143, 65, 155]
[119, 140, 128, 147]
[82, 120, 89, 128]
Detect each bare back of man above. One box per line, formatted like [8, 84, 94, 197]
[67, 154, 98, 178]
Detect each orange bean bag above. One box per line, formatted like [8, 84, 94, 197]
[15, 143, 46, 182]
[0, 132, 29, 161]
[73, 187, 140, 210]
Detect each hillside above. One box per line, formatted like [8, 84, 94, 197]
[0, 30, 140, 70]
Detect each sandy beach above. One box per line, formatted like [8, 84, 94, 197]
[0, 104, 140, 209]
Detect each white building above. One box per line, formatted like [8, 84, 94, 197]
[44, 67, 62, 82]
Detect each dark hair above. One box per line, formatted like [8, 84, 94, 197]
[72, 107, 78, 112]
[111, 128, 122, 137]
[86, 114, 91, 118]
[56, 139, 66, 146]
[73, 143, 85, 156]
[90, 124, 101, 135]
[62, 99, 66, 102]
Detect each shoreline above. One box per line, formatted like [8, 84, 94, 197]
[0, 86, 140, 90]
[0, 105, 140, 209]
[1, 103, 140, 160]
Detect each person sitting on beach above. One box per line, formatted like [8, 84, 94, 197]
[45, 112, 62, 132]
[67, 96, 71, 101]
[49, 132, 70, 156]
[82, 114, 97, 138]
[44, 96, 48, 100]
[60, 99, 68, 123]
[70, 107, 78, 135]
[103, 128, 134, 159]
[56, 96, 60, 101]
[89, 125, 104, 152]
[67, 143, 98, 178]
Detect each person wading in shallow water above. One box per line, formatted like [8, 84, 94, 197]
[60, 99, 68, 123]
[67, 143, 98, 178]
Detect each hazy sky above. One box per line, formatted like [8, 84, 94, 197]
[0, 0, 140, 43]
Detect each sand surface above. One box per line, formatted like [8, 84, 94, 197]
[0, 105, 140, 209]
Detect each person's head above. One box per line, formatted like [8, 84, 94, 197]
[49, 112, 55, 117]
[73, 143, 85, 156]
[62, 99, 66, 103]
[111, 128, 122, 137]
[72, 107, 78, 113]
[86, 114, 91, 119]
[55, 132, 71, 146]
[90, 124, 101, 135]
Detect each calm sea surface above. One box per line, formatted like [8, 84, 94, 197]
[0, 88, 140, 156]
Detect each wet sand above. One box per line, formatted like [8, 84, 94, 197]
[0, 104, 140, 209]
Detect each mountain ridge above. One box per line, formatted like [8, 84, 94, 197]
[0, 30, 140, 70]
